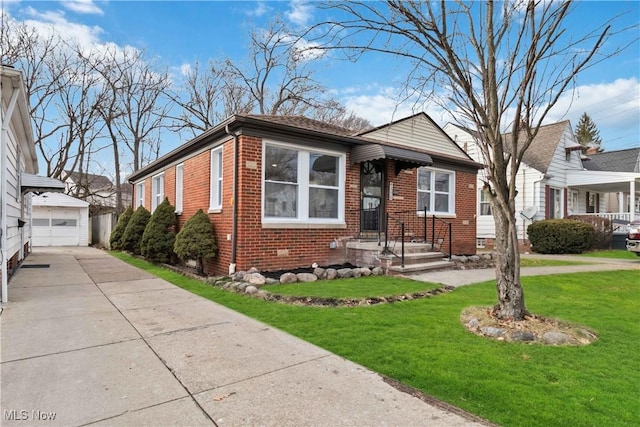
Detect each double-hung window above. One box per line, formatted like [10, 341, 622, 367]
[151, 173, 164, 212]
[209, 147, 223, 211]
[263, 142, 344, 224]
[479, 190, 492, 215]
[175, 164, 184, 214]
[136, 182, 145, 208]
[417, 168, 455, 215]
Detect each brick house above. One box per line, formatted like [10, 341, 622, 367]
[128, 113, 482, 276]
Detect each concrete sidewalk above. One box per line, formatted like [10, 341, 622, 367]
[1, 247, 489, 427]
[409, 253, 640, 287]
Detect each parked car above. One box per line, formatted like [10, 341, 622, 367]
[626, 220, 640, 256]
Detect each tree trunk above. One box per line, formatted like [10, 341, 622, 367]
[492, 205, 528, 320]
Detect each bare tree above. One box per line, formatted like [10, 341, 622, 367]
[85, 46, 170, 212]
[225, 18, 330, 116]
[165, 61, 253, 136]
[313, 0, 622, 319]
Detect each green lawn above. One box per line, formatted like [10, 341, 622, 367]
[264, 275, 442, 298]
[519, 258, 589, 267]
[111, 252, 640, 427]
[579, 249, 638, 259]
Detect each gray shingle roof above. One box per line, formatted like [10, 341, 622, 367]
[504, 121, 569, 173]
[583, 148, 640, 172]
[65, 171, 114, 191]
[245, 115, 357, 137]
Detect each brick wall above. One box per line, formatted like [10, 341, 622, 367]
[132, 135, 478, 276]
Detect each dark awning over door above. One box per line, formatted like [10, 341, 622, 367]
[351, 144, 433, 173]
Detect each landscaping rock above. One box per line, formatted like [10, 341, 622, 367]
[256, 290, 270, 299]
[511, 331, 536, 342]
[371, 266, 384, 276]
[265, 278, 279, 285]
[313, 267, 326, 279]
[231, 271, 246, 281]
[325, 268, 338, 280]
[245, 285, 258, 295]
[469, 255, 481, 262]
[481, 326, 506, 337]
[296, 272, 318, 282]
[359, 267, 372, 277]
[481, 253, 493, 260]
[467, 318, 480, 329]
[244, 272, 266, 286]
[279, 272, 298, 284]
[352, 268, 362, 278]
[542, 331, 571, 345]
[247, 267, 260, 274]
[337, 268, 354, 278]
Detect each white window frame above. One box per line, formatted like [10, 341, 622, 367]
[209, 147, 223, 211]
[262, 140, 346, 225]
[175, 163, 184, 214]
[151, 173, 165, 212]
[479, 189, 492, 216]
[135, 181, 145, 208]
[417, 167, 456, 216]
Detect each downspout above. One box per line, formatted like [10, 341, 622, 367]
[1, 85, 20, 305]
[225, 124, 239, 275]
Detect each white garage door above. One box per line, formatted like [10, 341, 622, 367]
[32, 207, 81, 246]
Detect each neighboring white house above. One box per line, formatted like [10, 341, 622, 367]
[64, 171, 116, 208]
[443, 121, 640, 249]
[1, 65, 65, 303]
[32, 192, 89, 247]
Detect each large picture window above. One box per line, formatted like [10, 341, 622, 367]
[417, 168, 455, 214]
[479, 190, 492, 215]
[263, 142, 344, 223]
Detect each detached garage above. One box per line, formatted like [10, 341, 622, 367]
[32, 192, 89, 247]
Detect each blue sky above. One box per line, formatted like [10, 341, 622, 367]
[4, 0, 640, 155]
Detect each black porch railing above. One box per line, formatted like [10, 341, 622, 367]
[383, 208, 452, 268]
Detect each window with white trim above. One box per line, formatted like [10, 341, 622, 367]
[136, 182, 145, 208]
[175, 164, 184, 214]
[417, 168, 455, 214]
[479, 190, 492, 215]
[263, 142, 344, 223]
[209, 147, 223, 210]
[151, 173, 164, 212]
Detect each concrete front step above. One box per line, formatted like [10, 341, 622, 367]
[390, 251, 444, 264]
[388, 260, 454, 274]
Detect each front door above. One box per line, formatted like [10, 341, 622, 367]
[361, 160, 384, 233]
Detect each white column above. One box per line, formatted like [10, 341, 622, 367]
[630, 179, 637, 221]
[618, 191, 624, 214]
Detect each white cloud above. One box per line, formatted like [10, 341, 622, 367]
[245, 1, 269, 17]
[61, 0, 104, 15]
[22, 6, 104, 51]
[286, 0, 313, 27]
[179, 63, 192, 77]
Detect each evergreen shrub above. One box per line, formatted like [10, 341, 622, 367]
[528, 219, 595, 254]
[141, 198, 177, 263]
[109, 207, 133, 250]
[174, 209, 217, 275]
[120, 206, 151, 255]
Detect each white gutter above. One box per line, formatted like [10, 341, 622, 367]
[1, 84, 20, 305]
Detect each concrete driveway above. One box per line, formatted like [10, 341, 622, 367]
[1, 247, 490, 427]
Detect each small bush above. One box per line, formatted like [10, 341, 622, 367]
[528, 219, 595, 254]
[120, 206, 151, 255]
[567, 215, 613, 250]
[174, 209, 217, 275]
[109, 207, 133, 250]
[140, 198, 177, 263]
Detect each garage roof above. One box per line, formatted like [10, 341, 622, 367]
[31, 192, 89, 207]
